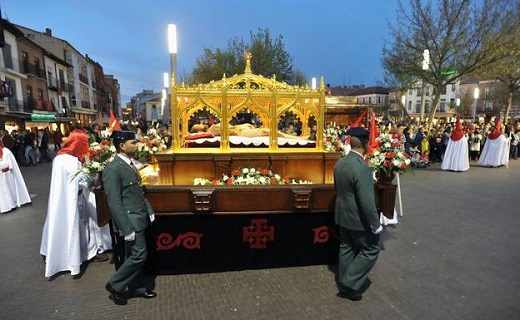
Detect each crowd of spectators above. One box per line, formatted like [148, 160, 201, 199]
[321, 117, 520, 165]
[1, 116, 518, 167]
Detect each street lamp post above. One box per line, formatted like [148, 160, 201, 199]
[401, 95, 406, 120]
[419, 49, 430, 125]
[472, 87, 480, 122]
[167, 23, 178, 149]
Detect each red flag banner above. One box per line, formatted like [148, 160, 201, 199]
[367, 111, 379, 155]
[109, 110, 122, 132]
[350, 110, 367, 128]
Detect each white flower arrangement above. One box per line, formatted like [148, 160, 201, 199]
[193, 167, 313, 186]
[366, 133, 412, 175]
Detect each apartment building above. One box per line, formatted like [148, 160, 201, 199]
[0, 19, 26, 130]
[15, 25, 120, 127]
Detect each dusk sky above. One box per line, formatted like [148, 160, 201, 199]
[2, 0, 403, 103]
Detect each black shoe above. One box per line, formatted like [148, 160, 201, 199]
[91, 253, 109, 262]
[132, 291, 157, 299]
[337, 287, 362, 301]
[105, 283, 127, 305]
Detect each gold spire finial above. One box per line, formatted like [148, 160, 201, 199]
[244, 50, 252, 73]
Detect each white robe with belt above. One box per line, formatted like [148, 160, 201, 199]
[40, 154, 111, 278]
[0, 147, 31, 213]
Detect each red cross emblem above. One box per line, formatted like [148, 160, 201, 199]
[243, 219, 275, 249]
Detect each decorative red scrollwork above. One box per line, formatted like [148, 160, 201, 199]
[242, 219, 275, 249]
[312, 226, 330, 244]
[156, 232, 202, 250]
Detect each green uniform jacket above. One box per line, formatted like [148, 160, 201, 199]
[102, 156, 153, 237]
[334, 151, 381, 232]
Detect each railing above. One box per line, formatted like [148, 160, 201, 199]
[7, 99, 30, 113]
[48, 75, 59, 90]
[81, 100, 90, 109]
[57, 81, 74, 93]
[30, 99, 55, 112]
[79, 73, 89, 84]
[1, 54, 19, 72]
[19, 62, 46, 79]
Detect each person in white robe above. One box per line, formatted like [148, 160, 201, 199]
[0, 140, 31, 213]
[40, 131, 112, 278]
[479, 117, 510, 167]
[441, 115, 469, 172]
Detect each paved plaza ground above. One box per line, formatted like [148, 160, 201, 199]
[0, 159, 519, 320]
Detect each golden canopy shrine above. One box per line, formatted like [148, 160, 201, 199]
[154, 52, 341, 186]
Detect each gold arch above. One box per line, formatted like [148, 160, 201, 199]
[170, 60, 326, 152]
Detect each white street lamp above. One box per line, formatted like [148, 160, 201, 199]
[164, 23, 177, 126]
[168, 24, 177, 54]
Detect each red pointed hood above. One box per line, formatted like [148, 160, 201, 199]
[450, 114, 464, 141]
[488, 116, 502, 140]
[57, 130, 90, 163]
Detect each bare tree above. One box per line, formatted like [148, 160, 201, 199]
[382, 0, 517, 128]
[475, 2, 520, 124]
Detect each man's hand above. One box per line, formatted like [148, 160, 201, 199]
[373, 225, 383, 234]
[124, 231, 135, 241]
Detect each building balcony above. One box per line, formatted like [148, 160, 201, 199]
[19, 62, 46, 80]
[81, 100, 91, 109]
[31, 99, 55, 112]
[7, 99, 30, 113]
[1, 55, 20, 72]
[79, 73, 89, 85]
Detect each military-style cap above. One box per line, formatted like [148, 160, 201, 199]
[345, 127, 369, 138]
[110, 130, 137, 141]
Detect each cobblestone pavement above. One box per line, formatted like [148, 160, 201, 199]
[1, 160, 519, 320]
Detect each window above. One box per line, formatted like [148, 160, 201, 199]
[451, 84, 456, 92]
[26, 86, 33, 99]
[37, 88, 44, 99]
[408, 101, 412, 111]
[2, 44, 13, 69]
[34, 58, 41, 77]
[441, 85, 447, 95]
[22, 51, 29, 72]
[439, 99, 446, 112]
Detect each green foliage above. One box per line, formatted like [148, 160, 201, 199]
[188, 28, 305, 85]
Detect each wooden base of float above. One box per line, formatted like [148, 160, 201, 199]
[95, 154, 396, 274]
[152, 150, 341, 186]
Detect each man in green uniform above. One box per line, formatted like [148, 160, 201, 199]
[103, 130, 157, 305]
[334, 127, 382, 301]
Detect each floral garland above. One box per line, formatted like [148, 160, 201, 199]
[366, 133, 412, 175]
[137, 128, 167, 160]
[80, 140, 116, 177]
[194, 167, 313, 186]
[323, 127, 349, 155]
